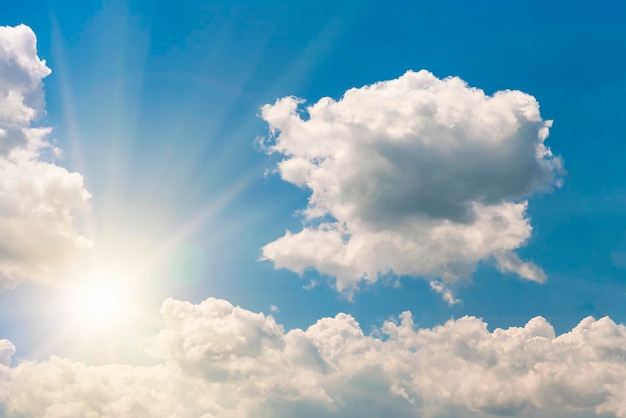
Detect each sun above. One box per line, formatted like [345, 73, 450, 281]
[69, 279, 130, 328]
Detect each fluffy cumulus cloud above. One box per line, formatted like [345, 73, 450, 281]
[259, 70, 562, 295]
[1, 297, 626, 417]
[0, 25, 90, 288]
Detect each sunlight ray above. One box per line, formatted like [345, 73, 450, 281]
[130, 161, 264, 283]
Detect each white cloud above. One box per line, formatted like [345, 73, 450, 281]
[429, 280, 461, 305]
[0, 25, 91, 288]
[0, 339, 15, 366]
[0, 24, 51, 154]
[1, 297, 626, 417]
[259, 70, 562, 295]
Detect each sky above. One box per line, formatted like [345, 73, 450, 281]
[0, 0, 626, 417]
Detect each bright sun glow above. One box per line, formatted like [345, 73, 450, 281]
[69, 280, 130, 328]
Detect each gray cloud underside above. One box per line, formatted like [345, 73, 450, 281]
[260, 70, 562, 294]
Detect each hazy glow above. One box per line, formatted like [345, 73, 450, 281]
[69, 279, 130, 328]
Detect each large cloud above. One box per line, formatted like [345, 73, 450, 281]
[259, 70, 562, 295]
[0, 25, 91, 288]
[1, 297, 626, 417]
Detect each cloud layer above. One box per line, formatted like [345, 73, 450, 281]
[260, 70, 562, 294]
[1, 296, 626, 417]
[0, 25, 90, 287]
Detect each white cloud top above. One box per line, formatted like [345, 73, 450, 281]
[1, 297, 626, 417]
[0, 25, 90, 287]
[260, 70, 562, 295]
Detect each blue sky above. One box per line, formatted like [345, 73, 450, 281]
[0, 1, 626, 417]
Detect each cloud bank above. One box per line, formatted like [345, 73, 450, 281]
[260, 70, 562, 295]
[0, 24, 90, 288]
[1, 297, 626, 417]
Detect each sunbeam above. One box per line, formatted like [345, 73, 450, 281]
[1, 2, 625, 417]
